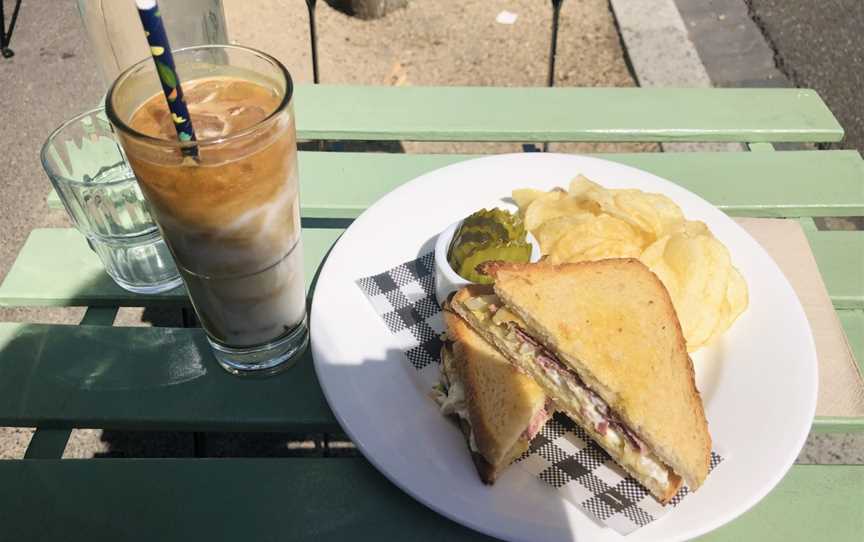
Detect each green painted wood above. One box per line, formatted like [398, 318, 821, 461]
[839, 310, 863, 373]
[0, 321, 336, 431]
[23, 429, 71, 459]
[0, 317, 858, 432]
[798, 217, 819, 233]
[698, 465, 864, 541]
[298, 150, 864, 219]
[0, 458, 493, 542]
[0, 228, 343, 308]
[4, 227, 859, 312]
[812, 417, 864, 433]
[747, 142, 776, 152]
[47, 150, 864, 218]
[804, 230, 864, 309]
[0, 460, 858, 542]
[22, 308, 119, 458]
[293, 86, 843, 142]
[79, 306, 119, 326]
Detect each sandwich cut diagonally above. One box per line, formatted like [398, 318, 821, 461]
[451, 258, 712, 503]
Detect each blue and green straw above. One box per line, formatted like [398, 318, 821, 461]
[135, 0, 197, 156]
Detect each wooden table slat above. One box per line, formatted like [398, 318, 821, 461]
[805, 230, 864, 310]
[0, 313, 859, 432]
[0, 228, 342, 308]
[839, 310, 864, 375]
[47, 150, 864, 218]
[0, 321, 336, 431]
[293, 86, 843, 143]
[0, 459, 859, 542]
[3, 227, 860, 310]
[23, 429, 71, 459]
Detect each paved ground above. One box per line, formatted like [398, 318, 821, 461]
[745, 0, 864, 151]
[674, 0, 785, 87]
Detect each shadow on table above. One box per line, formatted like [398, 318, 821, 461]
[94, 236, 354, 460]
[297, 140, 405, 153]
[299, 347, 583, 540]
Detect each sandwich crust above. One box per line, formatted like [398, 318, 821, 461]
[478, 259, 711, 491]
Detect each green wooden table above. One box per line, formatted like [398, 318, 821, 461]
[1, 86, 863, 541]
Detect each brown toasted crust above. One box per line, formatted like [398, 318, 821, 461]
[441, 304, 545, 483]
[455, 417, 497, 484]
[478, 259, 711, 491]
[460, 421, 531, 485]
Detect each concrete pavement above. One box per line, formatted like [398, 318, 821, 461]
[745, 0, 864, 152]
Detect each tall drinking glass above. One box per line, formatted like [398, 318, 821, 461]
[106, 45, 308, 375]
[41, 108, 182, 294]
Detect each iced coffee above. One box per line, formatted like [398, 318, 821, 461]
[107, 46, 308, 374]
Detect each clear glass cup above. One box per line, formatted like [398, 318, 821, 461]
[41, 108, 183, 294]
[76, 0, 229, 88]
[105, 45, 308, 376]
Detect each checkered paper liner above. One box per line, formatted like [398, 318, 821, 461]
[357, 252, 724, 535]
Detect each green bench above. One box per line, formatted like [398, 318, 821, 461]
[1, 86, 862, 541]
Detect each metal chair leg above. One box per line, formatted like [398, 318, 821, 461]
[1, 0, 23, 59]
[547, 0, 564, 88]
[543, 0, 565, 152]
[305, 0, 320, 84]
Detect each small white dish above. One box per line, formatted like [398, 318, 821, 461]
[434, 217, 542, 306]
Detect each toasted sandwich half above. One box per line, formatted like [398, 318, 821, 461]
[450, 259, 711, 503]
[434, 303, 551, 484]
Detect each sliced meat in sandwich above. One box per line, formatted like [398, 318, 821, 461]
[450, 258, 711, 503]
[434, 302, 552, 484]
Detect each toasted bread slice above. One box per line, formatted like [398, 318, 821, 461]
[478, 259, 711, 492]
[452, 287, 681, 501]
[441, 306, 548, 483]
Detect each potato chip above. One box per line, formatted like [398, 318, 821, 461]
[524, 190, 596, 231]
[664, 232, 731, 347]
[682, 220, 711, 237]
[700, 296, 731, 351]
[534, 215, 594, 254]
[515, 175, 748, 353]
[640, 235, 681, 300]
[725, 266, 749, 323]
[612, 190, 685, 240]
[512, 188, 547, 211]
[568, 176, 612, 215]
[545, 215, 645, 264]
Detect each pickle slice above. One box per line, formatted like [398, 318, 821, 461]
[447, 208, 532, 282]
[455, 242, 532, 284]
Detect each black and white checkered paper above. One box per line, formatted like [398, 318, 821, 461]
[357, 252, 724, 535]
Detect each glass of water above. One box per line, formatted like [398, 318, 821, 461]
[41, 108, 182, 294]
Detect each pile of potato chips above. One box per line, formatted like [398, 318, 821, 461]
[513, 176, 748, 352]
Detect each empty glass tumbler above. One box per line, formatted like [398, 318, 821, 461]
[41, 108, 182, 294]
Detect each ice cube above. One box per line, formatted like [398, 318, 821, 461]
[191, 110, 228, 139]
[224, 105, 269, 132]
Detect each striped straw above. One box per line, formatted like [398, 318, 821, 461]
[135, 0, 198, 157]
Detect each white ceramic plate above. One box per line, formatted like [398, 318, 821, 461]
[310, 153, 817, 542]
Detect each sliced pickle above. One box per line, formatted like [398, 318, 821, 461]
[455, 209, 525, 244]
[447, 208, 532, 282]
[456, 242, 532, 283]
